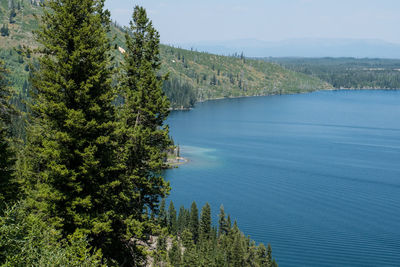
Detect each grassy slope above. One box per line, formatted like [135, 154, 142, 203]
[0, 0, 42, 90]
[158, 46, 332, 101]
[0, 0, 332, 101]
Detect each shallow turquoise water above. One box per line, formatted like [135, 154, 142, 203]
[165, 90, 400, 267]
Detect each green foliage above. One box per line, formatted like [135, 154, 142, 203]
[159, 198, 167, 227]
[118, 4, 171, 213]
[115, 5, 172, 262]
[163, 77, 196, 109]
[168, 239, 182, 266]
[189, 201, 199, 243]
[218, 204, 228, 236]
[0, 202, 104, 266]
[158, 201, 278, 267]
[0, 60, 17, 211]
[22, 0, 134, 264]
[199, 202, 211, 241]
[160, 45, 331, 104]
[168, 201, 177, 234]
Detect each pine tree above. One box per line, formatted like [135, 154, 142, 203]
[169, 239, 182, 266]
[168, 201, 177, 234]
[257, 243, 269, 267]
[181, 229, 194, 249]
[218, 204, 228, 236]
[199, 202, 211, 241]
[177, 205, 186, 234]
[231, 234, 244, 267]
[117, 4, 171, 233]
[189, 201, 199, 243]
[181, 229, 198, 266]
[9, 8, 16, 24]
[0, 24, 10, 37]
[227, 214, 232, 230]
[24, 0, 134, 264]
[0, 60, 17, 211]
[159, 198, 167, 227]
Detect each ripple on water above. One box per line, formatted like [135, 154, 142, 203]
[166, 90, 400, 267]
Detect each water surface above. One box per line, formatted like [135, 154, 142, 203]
[165, 90, 400, 267]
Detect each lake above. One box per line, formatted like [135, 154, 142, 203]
[165, 90, 400, 267]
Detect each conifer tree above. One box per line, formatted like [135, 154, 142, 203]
[0, 24, 10, 37]
[159, 198, 167, 227]
[24, 0, 134, 264]
[190, 201, 199, 243]
[218, 204, 228, 236]
[118, 4, 171, 235]
[169, 239, 182, 266]
[0, 60, 16, 211]
[227, 214, 232, 230]
[199, 202, 211, 241]
[177, 205, 186, 233]
[257, 243, 269, 267]
[168, 201, 177, 234]
[231, 234, 244, 267]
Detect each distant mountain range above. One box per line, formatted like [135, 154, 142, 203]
[178, 38, 400, 59]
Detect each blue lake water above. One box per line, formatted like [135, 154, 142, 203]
[165, 90, 400, 267]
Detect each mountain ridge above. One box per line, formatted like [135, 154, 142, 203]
[179, 38, 400, 58]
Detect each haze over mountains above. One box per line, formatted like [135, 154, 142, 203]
[179, 38, 400, 59]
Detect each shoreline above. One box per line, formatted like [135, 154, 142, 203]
[166, 156, 189, 168]
[184, 87, 400, 107]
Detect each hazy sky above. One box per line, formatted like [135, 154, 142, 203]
[104, 0, 400, 45]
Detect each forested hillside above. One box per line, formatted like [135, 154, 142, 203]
[268, 57, 400, 89]
[158, 46, 331, 108]
[0, 0, 331, 109]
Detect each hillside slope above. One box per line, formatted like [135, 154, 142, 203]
[158, 46, 332, 103]
[0, 0, 332, 108]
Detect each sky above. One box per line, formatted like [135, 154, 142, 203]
[104, 0, 400, 45]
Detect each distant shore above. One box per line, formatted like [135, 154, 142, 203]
[180, 87, 400, 108]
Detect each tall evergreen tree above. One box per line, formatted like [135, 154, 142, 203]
[199, 202, 211, 241]
[169, 239, 182, 266]
[0, 60, 16, 211]
[23, 0, 134, 264]
[117, 4, 171, 234]
[218, 204, 228, 236]
[158, 198, 167, 227]
[189, 201, 199, 243]
[231, 234, 244, 267]
[168, 201, 177, 234]
[177, 205, 186, 234]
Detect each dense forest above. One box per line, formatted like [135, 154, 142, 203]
[0, 0, 277, 266]
[153, 200, 278, 267]
[267, 57, 400, 89]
